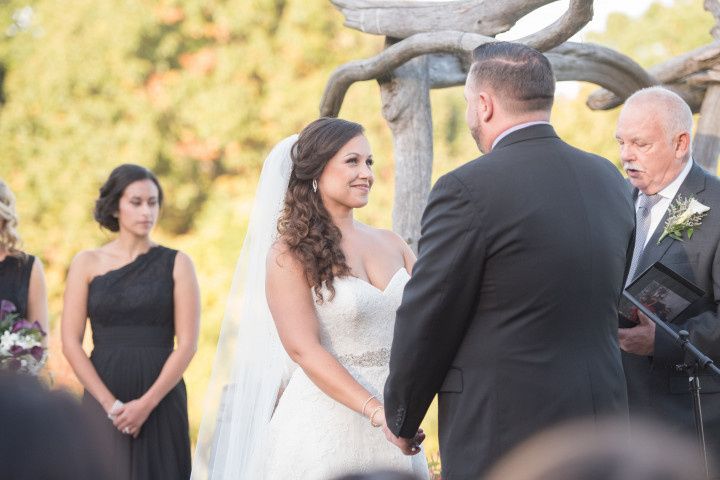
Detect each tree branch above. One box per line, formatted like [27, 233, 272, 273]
[587, 41, 720, 110]
[424, 43, 657, 101]
[330, 0, 554, 38]
[685, 67, 720, 86]
[693, 84, 720, 171]
[513, 0, 594, 52]
[706, 0, 720, 40]
[321, 0, 594, 116]
[428, 54, 469, 89]
[547, 42, 656, 104]
[320, 31, 492, 117]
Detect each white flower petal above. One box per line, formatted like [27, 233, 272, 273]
[687, 198, 710, 216]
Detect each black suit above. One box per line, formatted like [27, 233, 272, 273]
[623, 162, 720, 475]
[384, 124, 635, 479]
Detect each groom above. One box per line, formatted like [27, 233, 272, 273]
[383, 42, 636, 479]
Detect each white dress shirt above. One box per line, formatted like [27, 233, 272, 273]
[637, 158, 694, 248]
[491, 121, 551, 151]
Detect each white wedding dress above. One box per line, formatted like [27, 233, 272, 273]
[260, 268, 429, 479]
[191, 136, 429, 480]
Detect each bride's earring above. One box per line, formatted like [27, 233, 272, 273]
[312, 179, 318, 193]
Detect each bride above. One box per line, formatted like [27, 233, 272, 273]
[193, 118, 429, 479]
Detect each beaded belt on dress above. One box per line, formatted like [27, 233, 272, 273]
[337, 348, 390, 367]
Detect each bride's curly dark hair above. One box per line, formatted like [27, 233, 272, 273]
[277, 117, 364, 303]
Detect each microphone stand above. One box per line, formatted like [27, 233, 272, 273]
[623, 290, 720, 479]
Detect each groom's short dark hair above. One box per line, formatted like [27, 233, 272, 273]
[469, 41, 555, 114]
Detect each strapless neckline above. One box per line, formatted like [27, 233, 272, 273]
[264, 263, 428, 479]
[339, 267, 408, 295]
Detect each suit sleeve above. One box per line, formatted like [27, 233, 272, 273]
[654, 239, 720, 367]
[384, 172, 486, 438]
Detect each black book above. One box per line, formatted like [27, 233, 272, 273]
[619, 262, 705, 328]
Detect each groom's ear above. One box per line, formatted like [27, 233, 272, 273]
[478, 91, 494, 123]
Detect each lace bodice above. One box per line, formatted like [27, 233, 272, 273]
[260, 267, 429, 479]
[314, 268, 409, 369]
[88, 246, 177, 328]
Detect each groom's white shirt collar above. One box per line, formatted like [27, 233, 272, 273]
[491, 121, 551, 151]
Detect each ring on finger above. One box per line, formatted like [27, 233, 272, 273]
[123, 427, 130, 434]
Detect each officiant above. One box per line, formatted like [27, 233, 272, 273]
[616, 86, 720, 474]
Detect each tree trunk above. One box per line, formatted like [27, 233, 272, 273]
[694, 1, 720, 173]
[379, 52, 433, 253]
[693, 84, 720, 173]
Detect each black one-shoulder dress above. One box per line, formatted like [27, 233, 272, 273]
[82, 246, 190, 480]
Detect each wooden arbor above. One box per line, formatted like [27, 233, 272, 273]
[320, 0, 720, 250]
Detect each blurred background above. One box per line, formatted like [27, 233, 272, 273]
[0, 0, 714, 475]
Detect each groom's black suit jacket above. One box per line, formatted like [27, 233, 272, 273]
[384, 124, 635, 479]
[622, 163, 720, 476]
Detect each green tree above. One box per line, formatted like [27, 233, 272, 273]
[0, 0, 715, 468]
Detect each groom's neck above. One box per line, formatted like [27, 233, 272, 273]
[483, 111, 551, 153]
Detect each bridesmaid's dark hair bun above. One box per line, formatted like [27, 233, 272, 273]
[94, 164, 163, 232]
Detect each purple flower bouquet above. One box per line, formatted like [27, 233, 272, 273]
[0, 300, 47, 375]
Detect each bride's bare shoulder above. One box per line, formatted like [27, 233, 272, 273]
[356, 223, 416, 269]
[266, 241, 311, 293]
[357, 223, 409, 251]
[267, 240, 303, 273]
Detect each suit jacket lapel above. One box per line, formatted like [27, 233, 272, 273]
[635, 163, 707, 274]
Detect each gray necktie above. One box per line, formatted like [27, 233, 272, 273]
[626, 193, 662, 285]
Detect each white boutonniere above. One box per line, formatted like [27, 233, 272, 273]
[657, 195, 710, 244]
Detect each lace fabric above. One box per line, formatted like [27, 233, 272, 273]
[258, 268, 430, 479]
[87, 246, 175, 328]
[192, 135, 428, 480]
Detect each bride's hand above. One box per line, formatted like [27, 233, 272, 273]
[381, 423, 425, 456]
[369, 405, 387, 428]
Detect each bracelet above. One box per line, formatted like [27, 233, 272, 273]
[107, 399, 124, 421]
[369, 406, 384, 428]
[361, 395, 376, 417]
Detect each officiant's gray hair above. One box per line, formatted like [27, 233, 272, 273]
[624, 86, 694, 142]
[469, 41, 555, 114]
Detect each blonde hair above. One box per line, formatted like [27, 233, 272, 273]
[0, 180, 22, 256]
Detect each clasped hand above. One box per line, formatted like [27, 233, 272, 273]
[375, 413, 425, 455]
[109, 398, 153, 439]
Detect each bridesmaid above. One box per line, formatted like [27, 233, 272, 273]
[0, 180, 49, 335]
[61, 164, 200, 480]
